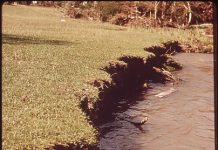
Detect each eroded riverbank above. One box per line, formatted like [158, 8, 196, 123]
[98, 53, 214, 150]
[49, 42, 214, 150]
[46, 41, 184, 149]
[79, 41, 183, 126]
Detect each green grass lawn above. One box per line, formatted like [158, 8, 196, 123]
[2, 5, 213, 149]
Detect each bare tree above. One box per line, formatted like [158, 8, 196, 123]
[183, 2, 192, 25]
[154, 1, 160, 20]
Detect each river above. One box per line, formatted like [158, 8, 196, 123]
[98, 53, 214, 150]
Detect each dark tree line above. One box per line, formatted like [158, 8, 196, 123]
[5, 1, 213, 27]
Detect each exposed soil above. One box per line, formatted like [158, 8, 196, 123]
[50, 40, 212, 149]
[80, 41, 183, 127]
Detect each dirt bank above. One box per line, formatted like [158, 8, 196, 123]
[47, 41, 183, 149]
[50, 40, 208, 149]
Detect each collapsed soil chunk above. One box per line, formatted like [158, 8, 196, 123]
[144, 40, 184, 56]
[79, 42, 183, 124]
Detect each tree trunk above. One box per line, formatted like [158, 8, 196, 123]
[150, 11, 152, 20]
[154, 1, 160, 20]
[187, 2, 192, 25]
[183, 2, 192, 26]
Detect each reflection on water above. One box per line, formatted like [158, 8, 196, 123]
[99, 53, 214, 150]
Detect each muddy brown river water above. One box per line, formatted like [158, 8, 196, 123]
[98, 53, 214, 150]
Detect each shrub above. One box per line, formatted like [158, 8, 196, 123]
[96, 2, 123, 21]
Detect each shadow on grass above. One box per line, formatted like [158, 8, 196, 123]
[45, 142, 99, 150]
[2, 34, 77, 46]
[101, 27, 127, 31]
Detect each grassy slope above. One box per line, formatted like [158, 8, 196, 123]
[2, 5, 212, 149]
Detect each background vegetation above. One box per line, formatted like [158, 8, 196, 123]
[5, 1, 213, 27]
